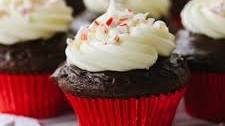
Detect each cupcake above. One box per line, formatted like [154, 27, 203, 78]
[175, 0, 225, 122]
[53, 0, 188, 125]
[0, 0, 73, 118]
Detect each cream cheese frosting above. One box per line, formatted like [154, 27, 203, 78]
[0, 0, 73, 45]
[181, 0, 225, 39]
[66, 0, 175, 72]
[83, 0, 171, 18]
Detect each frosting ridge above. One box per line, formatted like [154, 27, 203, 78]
[0, 0, 73, 45]
[181, 0, 225, 39]
[66, 0, 175, 72]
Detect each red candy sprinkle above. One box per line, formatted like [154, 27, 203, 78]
[106, 17, 113, 26]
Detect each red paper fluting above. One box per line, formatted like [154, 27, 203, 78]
[0, 73, 68, 118]
[66, 88, 186, 126]
[185, 72, 225, 122]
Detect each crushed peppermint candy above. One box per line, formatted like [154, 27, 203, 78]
[106, 17, 114, 26]
[77, 8, 163, 45]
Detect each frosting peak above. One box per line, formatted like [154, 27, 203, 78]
[66, 0, 175, 72]
[0, 0, 73, 45]
[181, 0, 225, 39]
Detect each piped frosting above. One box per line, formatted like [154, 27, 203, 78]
[181, 0, 225, 39]
[66, 0, 175, 72]
[0, 0, 73, 45]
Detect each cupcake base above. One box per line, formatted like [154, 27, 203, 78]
[0, 73, 68, 118]
[185, 72, 225, 122]
[65, 88, 186, 126]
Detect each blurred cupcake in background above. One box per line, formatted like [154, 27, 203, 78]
[0, 0, 73, 118]
[72, 0, 173, 33]
[175, 0, 225, 122]
[83, 0, 170, 18]
[72, 0, 190, 33]
[53, 0, 189, 125]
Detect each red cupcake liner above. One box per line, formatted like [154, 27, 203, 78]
[65, 88, 186, 126]
[0, 73, 68, 118]
[185, 72, 225, 122]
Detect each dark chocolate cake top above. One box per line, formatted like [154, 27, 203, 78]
[175, 30, 225, 72]
[0, 33, 67, 73]
[53, 55, 188, 98]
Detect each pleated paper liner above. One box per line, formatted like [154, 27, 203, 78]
[185, 72, 225, 122]
[0, 73, 68, 119]
[66, 88, 186, 126]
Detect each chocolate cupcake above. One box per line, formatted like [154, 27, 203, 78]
[0, 0, 73, 118]
[53, 0, 188, 125]
[175, 0, 225, 122]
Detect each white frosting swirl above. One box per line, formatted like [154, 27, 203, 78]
[181, 0, 225, 39]
[66, 0, 175, 72]
[0, 0, 73, 45]
[83, 0, 171, 18]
